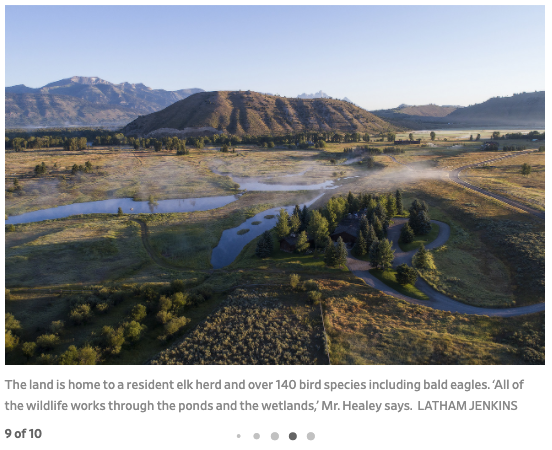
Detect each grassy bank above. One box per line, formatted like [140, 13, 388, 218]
[368, 269, 429, 301]
[398, 223, 440, 251]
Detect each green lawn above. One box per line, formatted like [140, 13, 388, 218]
[369, 269, 429, 301]
[398, 223, 440, 252]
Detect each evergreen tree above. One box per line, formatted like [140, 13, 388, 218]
[399, 223, 414, 244]
[408, 199, 431, 235]
[255, 231, 273, 258]
[334, 237, 348, 267]
[412, 244, 436, 270]
[117, 207, 123, 216]
[293, 204, 301, 218]
[347, 191, 355, 213]
[290, 212, 301, 233]
[395, 189, 403, 214]
[307, 210, 330, 253]
[365, 223, 377, 250]
[352, 231, 367, 257]
[386, 194, 397, 218]
[414, 210, 432, 235]
[275, 208, 291, 239]
[368, 238, 380, 268]
[324, 236, 336, 266]
[520, 163, 532, 176]
[378, 239, 395, 270]
[396, 264, 418, 286]
[295, 231, 310, 253]
[359, 215, 369, 236]
[372, 215, 384, 239]
[374, 202, 387, 221]
[300, 205, 309, 231]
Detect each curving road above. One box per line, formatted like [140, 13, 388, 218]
[449, 150, 545, 220]
[347, 219, 545, 317]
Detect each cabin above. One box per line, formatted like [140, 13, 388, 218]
[331, 215, 361, 244]
[279, 233, 314, 253]
[394, 139, 421, 145]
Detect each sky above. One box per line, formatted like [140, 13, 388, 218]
[5, 5, 545, 110]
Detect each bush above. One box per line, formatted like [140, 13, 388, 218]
[37, 353, 57, 365]
[289, 274, 301, 290]
[171, 292, 190, 314]
[158, 296, 172, 312]
[130, 304, 147, 322]
[101, 326, 125, 355]
[522, 347, 545, 364]
[5, 330, 19, 352]
[96, 302, 110, 314]
[6, 224, 16, 232]
[36, 334, 59, 350]
[396, 264, 418, 286]
[5, 313, 21, 332]
[307, 290, 322, 305]
[69, 304, 94, 325]
[170, 279, 186, 293]
[164, 316, 191, 337]
[22, 342, 37, 360]
[412, 244, 436, 270]
[156, 310, 173, 325]
[59, 345, 98, 365]
[124, 321, 147, 343]
[303, 279, 319, 292]
[50, 320, 65, 334]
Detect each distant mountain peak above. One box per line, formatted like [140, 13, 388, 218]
[297, 91, 331, 99]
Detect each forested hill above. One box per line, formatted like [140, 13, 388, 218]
[5, 93, 141, 128]
[123, 90, 398, 137]
[444, 91, 545, 127]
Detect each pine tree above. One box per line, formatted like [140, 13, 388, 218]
[324, 237, 336, 266]
[395, 189, 403, 215]
[374, 202, 387, 221]
[293, 204, 301, 218]
[347, 191, 355, 213]
[117, 207, 123, 216]
[352, 231, 367, 257]
[255, 231, 273, 258]
[290, 212, 301, 233]
[412, 244, 436, 270]
[295, 231, 310, 253]
[334, 237, 348, 267]
[378, 239, 395, 270]
[399, 223, 414, 244]
[415, 211, 432, 235]
[372, 215, 384, 239]
[368, 238, 380, 268]
[408, 199, 431, 235]
[396, 264, 418, 285]
[300, 205, 309, 231]
[365, 224, 377, 250]
[386, 194, 397, 218]
[275, 208, 291, 239]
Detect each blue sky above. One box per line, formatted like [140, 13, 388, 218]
[5, 5, 545, 110]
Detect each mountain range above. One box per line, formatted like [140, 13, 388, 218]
[5, 76, 203, 128]
[122, 90, 397, 137]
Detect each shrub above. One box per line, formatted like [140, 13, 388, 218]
[130, 304, 147, 322]
[396, 264, 418, 286]
[412, 244, 436, 270]
[69, 304, 93, 325]
[164, 316, 191, 337]
[22, 342, 37, 360]
[37, 353, 57, 365]
[36, 334, 59, 350]
[50, 320, 65, 334]
[6, 224, 16, 232]
[158, 296, 172, 312]
[289, 274, 301, 290]
[124, 321, 147, 343]
[101, 326, 125, 355]
[303, 279, 319, 292]
[5, 330, 19, 352]
[170, 279, 186, 293]
[156, 310, 173, 325]
[59, 345, 98, 365]
[5, 312, 21, 332]
[307, 290, 322, 305]
[171, 292, 190, 314]
[96, 302, 110, 314]
[522, 347, 545, 364]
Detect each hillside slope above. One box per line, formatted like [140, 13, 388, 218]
[5, 93, 141, 127]
[6, 76, 204, 114]
[397, 104, 458, 117]
[445, 91, 544, 126]
[123, 90, 397, 136]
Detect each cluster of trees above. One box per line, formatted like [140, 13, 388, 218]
[34, 162, 48, 176]
[324, 236, 347, 268]
[63, 137, 88, 151]
[469, 134, 481, 141]
[5, 280, 211, 364]
[71, 161, 94, 174]
[502, 145, 527, 152]
[407, 199, 432, 235]
[500, 131, 545, 141]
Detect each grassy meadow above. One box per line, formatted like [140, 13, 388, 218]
[4, 129, 545, 365]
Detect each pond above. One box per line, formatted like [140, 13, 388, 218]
[5, 195, 241, 225]
[210, 193, 325, 269]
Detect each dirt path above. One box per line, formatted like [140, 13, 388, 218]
[449, 150, 544, 220]
[347, 219, 545, 317]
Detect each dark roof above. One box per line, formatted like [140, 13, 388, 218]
[331, 217, 360, 238]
